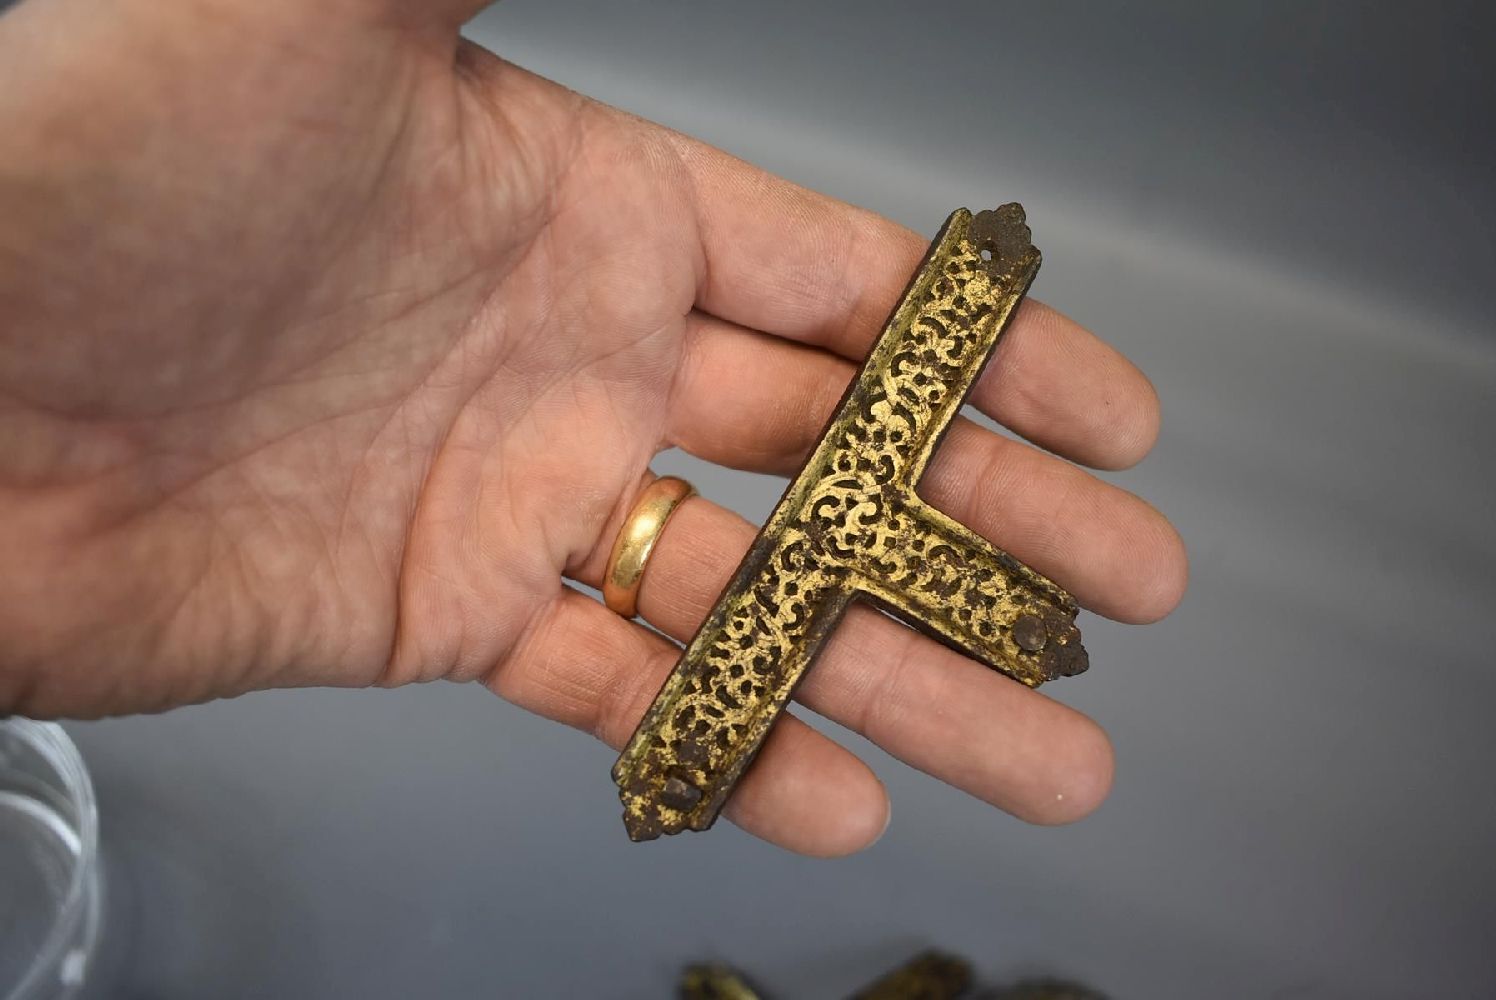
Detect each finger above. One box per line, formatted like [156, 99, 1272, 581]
[665, 132, 928, 354]
[572, 493, 1115, 825]
[664, 136, 1158, 468]
[669, 308, 1156, 475]
[666, 320, 1187, 624]
[975, 299, 1160, 470]
[488, 587, 890, 857]
[923, 419, 1188, 624]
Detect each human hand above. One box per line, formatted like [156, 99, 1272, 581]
[0, 0, 1186, 854]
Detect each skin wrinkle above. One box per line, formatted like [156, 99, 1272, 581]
[72, 396, 386, 538]
[179, 520, 273, 702]
[270, 261, 497, 387]
[522, 131, 698, 561]
[0, 405, 148, 490]
[275, 54, 423, 361]
[827, 210, 884, 352]
[333, 389, 426, 567]
[531, 382, 626, 570]
[665, 319, 713, 456]
[567, 468, 655, 586]
[599, 641, 678, 748]
[662, 132, 719, 345]
[486, 442, 552, 638]
[325, 331, 481, 657]
[391, 430, 504, 687]
[207, 470, 339, 688]
[452, 44, 581, 251]
[547, 225, 675, 377]
[1, 19, 416, 415]
[533, 617, 617, 723]
[854, 611, 922, 741]
[486, 587, 574, 718]
[495, 588, 623, 741]
[38, 507, 217, 715]
[380, 258, 567, 687]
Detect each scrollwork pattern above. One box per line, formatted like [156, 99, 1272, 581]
[614, 207, 1088, 841]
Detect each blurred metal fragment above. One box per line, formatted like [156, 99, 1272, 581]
[679, 963, 766, 1000]
[850, 950, 974, 1000]
[978, 980, 1108, 1000]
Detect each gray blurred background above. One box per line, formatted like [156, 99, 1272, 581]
[67, 2, 1496, 998]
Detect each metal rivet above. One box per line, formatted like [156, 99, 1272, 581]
[660, 776, 702, 811]
[1012, 613, 1048, 652]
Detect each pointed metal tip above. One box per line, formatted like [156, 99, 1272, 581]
[968, 204, 1034, 260]
[622, 807, 662, 842]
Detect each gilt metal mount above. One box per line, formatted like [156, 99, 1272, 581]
[614, 205, 1088, 841]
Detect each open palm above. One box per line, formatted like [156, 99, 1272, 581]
[0, 0, 1186, 855]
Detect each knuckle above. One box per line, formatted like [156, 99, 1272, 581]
[596, 641, 675, 749]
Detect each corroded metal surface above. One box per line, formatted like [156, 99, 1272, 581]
[851, 950, 974, 1000]
[614, 206, 1088, 841]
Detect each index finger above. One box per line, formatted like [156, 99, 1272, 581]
[665, 133, 1159, 469]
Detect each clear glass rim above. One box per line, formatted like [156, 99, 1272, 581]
[2, 718, 100, 1000]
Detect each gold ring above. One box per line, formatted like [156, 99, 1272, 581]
[603, 476, 696, 619]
